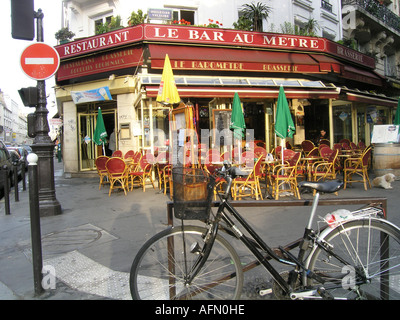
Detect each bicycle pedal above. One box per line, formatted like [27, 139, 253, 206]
[259, 288, 272, 296]
[317, 287, 334, 300]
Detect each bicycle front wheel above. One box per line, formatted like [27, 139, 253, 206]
[307, 218, 400, 300]
[130, 226, 243, 300]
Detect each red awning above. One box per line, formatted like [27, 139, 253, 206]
[344, 92, 398, 107]
[148, 44, 329, 74]
[144, 85, 340, 99]
[309, 54, 342, 73]
[57, 46, 143, 81]
[341, 65, 383, 86]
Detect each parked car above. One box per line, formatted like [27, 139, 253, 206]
[8, 149, 23, 178]
[21, 145, 32, 154]
[8, 146, 28, 170]
[0, 141, 14, 196]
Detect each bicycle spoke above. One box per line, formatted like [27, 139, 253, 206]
[308, 219, 400, 299]
[130, 226, 243, 300]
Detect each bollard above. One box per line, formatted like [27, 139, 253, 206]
[3, 165, 10, 215]
[21, 162, 26, 191]
[57, 143, 61, 163]
[13, 164, 19, 202]
[27, 153, 44, 296]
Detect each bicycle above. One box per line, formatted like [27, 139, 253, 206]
[129, 164, 400, 300]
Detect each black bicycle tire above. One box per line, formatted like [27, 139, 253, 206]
[129, 225, 244, 300]
[306, 218, 400, 300]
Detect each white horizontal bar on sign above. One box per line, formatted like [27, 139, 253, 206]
[25, 58, 54, 65]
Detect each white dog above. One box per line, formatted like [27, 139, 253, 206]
[372, 173, 396, 189]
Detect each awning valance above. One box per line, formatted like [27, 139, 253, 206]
[341, 65, 383, 87]
[343, 90, 398, 107]
[57, 46, 144, 81]
[148, 44, 334, 74]
[144, 85, 340, 99]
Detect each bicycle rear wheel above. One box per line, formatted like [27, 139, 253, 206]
[306, 218, 400, 300]
[130, 225, 243, 300]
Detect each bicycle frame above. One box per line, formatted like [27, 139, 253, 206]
[184, 175, 331, 297]
[167, 167, 390, 300]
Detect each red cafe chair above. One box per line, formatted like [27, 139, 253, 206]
[105, 157, 129, 196]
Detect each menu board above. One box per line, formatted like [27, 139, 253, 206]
[371, 125, 400, 144]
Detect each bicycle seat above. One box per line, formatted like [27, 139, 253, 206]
[298, 180, 343, 193]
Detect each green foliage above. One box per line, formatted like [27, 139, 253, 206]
[337, 38, 358, 50]
[239, 2, 272, 32]
[279, 19, 320, 36]
[205, 19, 223, 28]
[128, 9, 147, 26]
[96, 15, 124, 35]
[233, 15, 253, 31]
[55, 27, 75, 41]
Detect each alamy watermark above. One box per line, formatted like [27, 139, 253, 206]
[342, 5, 357, 31]
[151, 125, 256, 166]
[41, 265, 56, 290]
[342, 265, 357, 290]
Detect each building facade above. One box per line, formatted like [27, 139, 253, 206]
[0, 90, 30, 145]
[54, 1, 399, 176]
[341, 0, 400, 91]
[61, 0, 343, 41]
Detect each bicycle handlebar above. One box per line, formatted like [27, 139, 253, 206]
[214, 162, 249, 199]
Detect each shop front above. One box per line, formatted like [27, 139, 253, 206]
[54, 24, 399, 175]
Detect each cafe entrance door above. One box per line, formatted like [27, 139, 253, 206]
[78, 108, 116, 171]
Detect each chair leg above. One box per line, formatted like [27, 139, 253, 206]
[365, 169, 371, 189]
[108, 180, 114, 196]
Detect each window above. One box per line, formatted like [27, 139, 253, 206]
[333, 104, 352, 142]
[321, 0, 333, 13]
[172, 9, 195, 24]
[94, 15, 112, 34]
[384, 55, 397, 78]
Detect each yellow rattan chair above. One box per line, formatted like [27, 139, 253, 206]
[105, 157, 129, 196]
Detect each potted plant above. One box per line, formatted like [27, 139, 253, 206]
[55, 27, 75, 44]
[96, 15, 124, 34]
[128, 9, 147, 26]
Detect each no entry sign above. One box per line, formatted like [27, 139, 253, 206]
[20, 43, 60, 80]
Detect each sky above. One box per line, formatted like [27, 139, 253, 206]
[0, 0, 62, 115]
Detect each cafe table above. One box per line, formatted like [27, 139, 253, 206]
[300, 156, 322, 181]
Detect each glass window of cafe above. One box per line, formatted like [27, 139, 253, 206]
[139, 100, 170, 153]
[332, 103, 353, 143]
[333, 102, 391, 145]
[365, 105, 391, 140]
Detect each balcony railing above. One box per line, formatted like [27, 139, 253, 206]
[321, 0, 333, 13]
[342, 0, 400, 33]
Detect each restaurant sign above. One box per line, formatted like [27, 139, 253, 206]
[57, 46, 143, 81]
[55, 23, 375, 69]
[152, 59, 319, 73]
[71, 86, 112, 104]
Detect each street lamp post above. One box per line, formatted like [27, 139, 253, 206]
[32, 9, 61, 216]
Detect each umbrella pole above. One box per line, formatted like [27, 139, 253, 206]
[237, 137, 241, 165]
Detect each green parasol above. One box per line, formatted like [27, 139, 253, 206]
[93, 107, 108, 155]
[394, 99, 400, 125]
[275, 85, 295, 164]
[230, 92, 246, 140]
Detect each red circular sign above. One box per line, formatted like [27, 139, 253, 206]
[20, 43, 60, 80]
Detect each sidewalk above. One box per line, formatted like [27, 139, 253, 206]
[0, 159, 399, 300]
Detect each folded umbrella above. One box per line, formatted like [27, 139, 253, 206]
[275, 85, 295, 164]
[93, 107, 108, 155]
[156, 54, 181, 105]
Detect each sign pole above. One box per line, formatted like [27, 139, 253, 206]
[31, 9, 62, 216]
